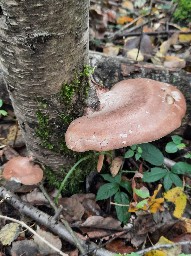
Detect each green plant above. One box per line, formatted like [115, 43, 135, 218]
[115, 253, 140, 256]
[125, 145, 143, 160]
[124, 138, 191, 191]
[173, 0, 191, 22]
[96, 173, 132, 223]
[165, 135, 186, 153]
[0, 99, 7, 117]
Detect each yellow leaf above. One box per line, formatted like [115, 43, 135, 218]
[164, 187, 187, 218]
[179, 27, 191, 42]
[145, 236, 181, 256]
[145, 250, 166, 256]
[128, 184, 164, 213]
[117, 16, 134, 25]
[126, 48, 144, 61]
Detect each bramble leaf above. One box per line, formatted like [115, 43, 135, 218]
[143, 168, 167, 182]
[140, 143, 164, 166]
[96, 183, 119, 201]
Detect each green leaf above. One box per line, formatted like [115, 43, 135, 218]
[0, 110, 7, 116]
[136, 199, 148, 209]
[163, 173, 173, 191]
[101, 174, 121, 184]
[134, 188, 150, 199]
[177, 143, 186, 150]
[178, 254, 191, 256]
[120, 180, 132, 194]
[130, 145, 137, 151]
[124, 149, 134, 158]
[0, 99, 3, 108]
[172, 162, 191, 174]
[135, 152, 141, 161]
[184, 153, 191, 159]
[137, 147, 142, 154]
[140, 143, 164, 166]
[96, 183, 119, 201]
[143, 168, 167, 182]
[114, 192, 130, 224]
[171, 135, 183, 144]
[169, 172, 183, 187]
[165, 142, 178, 153]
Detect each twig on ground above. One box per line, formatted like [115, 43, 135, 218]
[39, 183, 57, 212]
[137, 240, 191, 255]
[39, 183, 86, 255]
[0, 214, 68, 256]
[0, 186, 115, 256]
[113, 30, 191, 40]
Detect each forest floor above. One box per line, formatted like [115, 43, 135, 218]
[0, 0, 191, 255]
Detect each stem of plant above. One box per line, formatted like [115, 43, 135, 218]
[54, 151, 113, 203]
[55, 155, 93, 203]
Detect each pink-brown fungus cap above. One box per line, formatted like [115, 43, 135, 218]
[65, 78, 186, 152]
[3, 156, 43, 185]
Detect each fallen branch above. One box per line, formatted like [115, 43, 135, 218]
[0, 215, 67, 256]
[0, 186, 115, 256]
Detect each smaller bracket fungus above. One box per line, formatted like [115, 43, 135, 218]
[65, 78, 186, 152]
[2, 156, 43, 185]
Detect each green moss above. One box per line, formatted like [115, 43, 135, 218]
[35, 110, 54, 150]
[35, 65, 93, 153]
[35, 65, 96, 194]
[59, 65, 94, 109]
[173, 0, 191, 22]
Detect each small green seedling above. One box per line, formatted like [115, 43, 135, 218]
[0, 99, 7, 117]
[125, 145, 142, 161]
[165, 135, 186, 153]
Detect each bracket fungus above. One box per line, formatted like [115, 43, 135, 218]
[65, 78, 186, 152]
[2, 156, 43, 185]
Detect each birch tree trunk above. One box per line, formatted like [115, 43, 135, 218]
[0, 0, 89, 170]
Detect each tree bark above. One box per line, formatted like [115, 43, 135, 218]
[0, 0, 89, 170]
